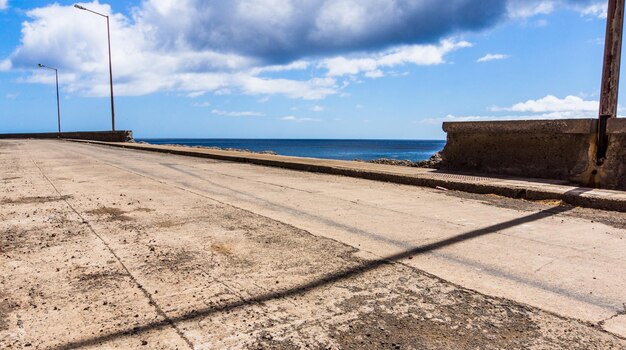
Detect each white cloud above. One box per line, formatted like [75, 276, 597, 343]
[251, 61, 310, 75]
[507, 1, 556, 18]
[3, 2, 475, 98]
[507, 1, 607, 19]
[477, 53, 510, 63]
[364, 70, 385, 78]
[137, 0, 504, 61]
[192, 101, 210, 107]
[280, 116, 320, 122]
[322, 40, 472, 77]
[0, 0, 7, 11]
[423, 94, 601, 124]
[214, 88, 233, 96]
[423, 111, 597, 124]
[187, 91, 207, 98]
[578, 3, 608, 18]
[491, 95, 598, 112]
[2, 0, 604, 100]
[2, 2, 339, 100]
[0, 59, 11, 71]
[211, 109, 265, 117]
[237, 76, 338, 100]
[310, 105, 324, 112]
[5, 92, 18, 100]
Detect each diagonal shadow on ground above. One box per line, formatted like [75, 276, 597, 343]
[54, 205, 572, 350]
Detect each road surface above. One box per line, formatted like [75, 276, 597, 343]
[1, 139, 625, 349]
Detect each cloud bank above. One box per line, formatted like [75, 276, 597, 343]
[507, 0, 607, 18]
[323, 40, 472, 78]
[211, 109, 265, 117]
[138, 0, 505, 63]
[491, 95, 598, 113]
[477, 53, 510, 62]
[2, 0, 607, 99]
[423, 95, 600, 124]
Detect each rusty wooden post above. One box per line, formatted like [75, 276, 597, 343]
[598, 0, 625, 163]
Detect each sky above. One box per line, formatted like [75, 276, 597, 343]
[0, 0, 619, 139]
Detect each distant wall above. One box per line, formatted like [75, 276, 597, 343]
[440, 119, 597, 185]
[0, 131, 133, 143]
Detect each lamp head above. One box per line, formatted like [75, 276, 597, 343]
[74, 4, 86, 10]
[38, 64, 44, 68]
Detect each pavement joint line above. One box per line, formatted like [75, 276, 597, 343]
[599, 304, 626, 326]
[23, 147, 195, 350]
[66, 139, 626, 212]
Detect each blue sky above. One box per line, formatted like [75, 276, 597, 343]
[0, 0, 617, 139]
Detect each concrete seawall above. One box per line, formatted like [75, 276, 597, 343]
[440, 118, 626, 190]
[0, 130, 133, 142]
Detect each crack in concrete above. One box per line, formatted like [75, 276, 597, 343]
[598, 303, 626, 327]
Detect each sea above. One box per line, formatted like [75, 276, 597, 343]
[137, 139, 446, 162]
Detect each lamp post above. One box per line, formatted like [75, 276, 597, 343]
[74, 4, 116, 132]
[38, 64, 61, 134]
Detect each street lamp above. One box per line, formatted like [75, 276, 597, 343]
[74, 4, 116, 132]
[38, 64, 61, 134]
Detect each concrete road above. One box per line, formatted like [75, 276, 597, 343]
[1, 139, 625, 349]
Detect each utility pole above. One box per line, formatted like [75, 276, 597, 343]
[597, 0, 625, 163]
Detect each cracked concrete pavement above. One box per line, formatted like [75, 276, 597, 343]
[1, 139, 626, 349]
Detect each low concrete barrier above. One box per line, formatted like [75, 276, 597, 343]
[0, 131, 133, 142]
[440, 118, 626, 189]
[440, 119, 597, 185]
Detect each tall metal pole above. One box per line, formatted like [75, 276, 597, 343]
[74, 4, 115, 132]
[597, 0, 625, 162]
[38, 64, 61, 133]
[106, 15, 115, 132]
[55, 69, 61, 133]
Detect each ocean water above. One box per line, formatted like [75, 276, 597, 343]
[137, 139, 446, 162]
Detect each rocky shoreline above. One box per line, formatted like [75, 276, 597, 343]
[362, 152, 443, 169]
